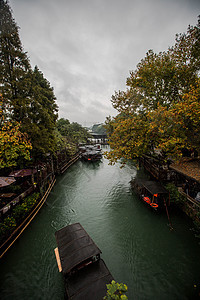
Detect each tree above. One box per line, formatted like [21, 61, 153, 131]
[0, 0, 32, 121]
[112, 17, 200, 116]
[92, 123, 107, 135]
[106, 82, 200, 164]
[57, 118, 91, 145]
[172, 16, 200, 75]
[56, 118, 70, 136]
[25, 66, 58, 156]
[0, 1, 58, 158]
[105, 113, 150, 164]
[106, 18, 200, 164]
[147, 81, 200, 158]
[0, 121, 32, 169]
[0, 94, 32, 169]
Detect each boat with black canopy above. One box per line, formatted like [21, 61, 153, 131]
[80, 145, 102, 162]
[130, 178, 170, 211]
[54, 223, 114, 300]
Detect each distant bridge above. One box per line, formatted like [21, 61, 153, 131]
[91, 132, 107, 139]
[90, 132, 108, 144]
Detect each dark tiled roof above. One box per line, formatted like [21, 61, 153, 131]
[0, 177, 16, 187]
[9, 169, 37, 177]
[170, 158, 200, 182]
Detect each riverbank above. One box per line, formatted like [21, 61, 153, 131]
[139, 154, 200, 231]
[0, 151, 81, 258]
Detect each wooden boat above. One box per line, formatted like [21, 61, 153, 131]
[130, 178, 170, 211]
[80, 145, 102, 162]
[54, 223, 114, 300]
[82, 150, 102, 162]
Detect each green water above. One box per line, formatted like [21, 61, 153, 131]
[0, 152, 200, 299]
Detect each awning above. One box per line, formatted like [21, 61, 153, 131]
[65, 259, 114, 300]
[133, 178, 168, 195]
[143, 181, 168, 195]
[55, 223, 101, 275]
[0, 177, 16, 188]
[9, 169, 37, 178]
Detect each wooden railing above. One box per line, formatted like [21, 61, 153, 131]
[0, 152, 80, 258]
[140, 155, 176, 181]
[178, 187, 200, 209]
[60, 152, 80, 174]
[0, 186, 35, 216]
[0, 176, 56, 259]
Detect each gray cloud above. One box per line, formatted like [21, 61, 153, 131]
[9, 0, 199, 126]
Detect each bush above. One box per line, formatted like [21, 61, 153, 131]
[12, 204, 27, 222]
[12, 193, 40, 223]
[0, 216, 16, 242]
[0, 193, 40, 243]
[103, 281, 128, 300]
[165, 183, 185, 205]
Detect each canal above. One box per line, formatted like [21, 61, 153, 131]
[0, 150, 200, 299]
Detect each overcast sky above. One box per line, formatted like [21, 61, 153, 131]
[9, 0, 199, 126]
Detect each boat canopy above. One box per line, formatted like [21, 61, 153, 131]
[55, 223, 101, 275]
[133, 178, 168, 195]
[65, 259, 114, 300]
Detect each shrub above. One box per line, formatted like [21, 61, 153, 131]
[165, 183, 185, 205]
[0, 192, 40, 243]
[103, 280, 128, 300]
[12, 193, 40, 223]
[0, 216, 16, 242]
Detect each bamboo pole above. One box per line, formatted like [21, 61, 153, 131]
[164, 199, 173, 231]
[54, 247, 62, 272]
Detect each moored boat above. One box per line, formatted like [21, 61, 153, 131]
[54, 223, 114, 299]
[80, 145, 102, 162]
[130, 178, 170, 211]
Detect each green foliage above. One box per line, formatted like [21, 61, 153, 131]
[0, 1, 58, 161]
[0, 96, 32, 168]
[25, 66, 58, 157]
[0, 216, 16, 240]
[56, 118, 70, 136]
[0, 122, 32, 168]
[103, 280, 128, 300]
[4, 184, 21, 194]
[165, 183, 185, 205]
[0, 192, 40, 242]
[105, 113, 150, 164]
[92, 123, 107, 135]
[54, 129, 66, 150]
[106, 17, 200, 164]
[57, 118, 91, 148]
[0, 0, 32, 118]
[12, 192, 39, 223]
